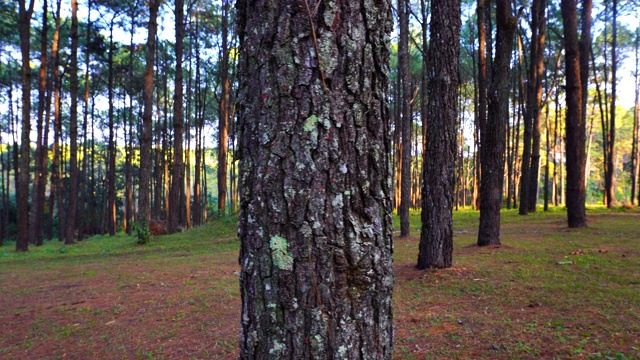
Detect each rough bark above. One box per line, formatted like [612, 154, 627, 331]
[236, 1, 394, 357]
[478, 0, 515, 246]
[138, 0, 160, 243]
[417, 0, 460, 269]
[561, 0, 588, 227]
[169, 0, 185, 234]
[398, 0, 411, 238]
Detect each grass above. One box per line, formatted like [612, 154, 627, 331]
[1, 207, 639, 359]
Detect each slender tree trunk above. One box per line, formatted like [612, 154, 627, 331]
[218, 0, 230, 216]
[398, 0, 411, 238]
[169, 0, 185, 234]
[47, 0, 61, 241]
[580, 0, 592, 165]
[633, 26, 640, 205]
[77, 0, 92, 239]
[64, 0, 79, 245]
[107, 20, 117, 235]
[30, 0, 48, 245]
[478, 0, 515, 246]
[124, 16, 136, 236]
[137, 0, 160, 243]
[16, 0, 35, 251]
[526, 0, 547, 213]
[605, 0, 617, 208]
[475, 0, 487, 212]
[417, 0, 461, 269]
[237, 1, 394, 357]
[561, 0, 588, 227]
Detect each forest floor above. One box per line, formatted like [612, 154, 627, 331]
[1, 207, 639, 359]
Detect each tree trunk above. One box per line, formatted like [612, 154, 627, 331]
[138, 0, 160, 243]
[605, 0, 617, 208]
[398, 0, 411, 238]
[237, 1, 394, 357]
[526, 0, 547, 213]
[169, 0, 185, 234]
[65, 0, 79, 245]
[30, 0, 48, 246]
[217, 0, 230, 216]
[47, 0, 62, 241]
[417, 0, 461, 269]
[478, 0, 515, 246]
[475, 0, 487, 211]
[633, 26, 639, 205]
[561, 0, 588, 227]
[77, 0, 92, 240]
[107, 20, 117, 236]
[16, 0, 35, 252]
[579, 0, 592, 181]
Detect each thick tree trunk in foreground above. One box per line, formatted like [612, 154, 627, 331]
[237, 1, 394, 358]
[417, 0, 460, 269]
[561, 0, 588, 227]
[478, 0, 515, 246]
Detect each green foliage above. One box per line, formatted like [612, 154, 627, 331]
[134, 220, 150, 245]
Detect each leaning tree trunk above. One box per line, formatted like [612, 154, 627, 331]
[478, 0, 515, 246]
[417, 0, 461, 269]
[237, 1, 394, 358]
[561, 0, 588, 227]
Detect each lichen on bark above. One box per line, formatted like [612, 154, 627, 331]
[237, 0, 394, 358]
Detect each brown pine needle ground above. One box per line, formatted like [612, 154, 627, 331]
[1, 207, 639, 359]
